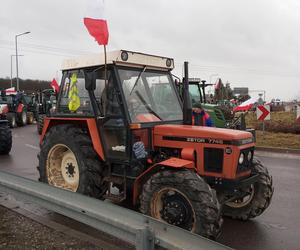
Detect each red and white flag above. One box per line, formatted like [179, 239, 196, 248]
[84, 0, 109, 45]
[50, 78, 60, 93]
[4, 87, 17, 95]
[233, 97, 258, 112]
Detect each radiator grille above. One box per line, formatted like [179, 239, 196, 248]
[204, 148, 224, 173]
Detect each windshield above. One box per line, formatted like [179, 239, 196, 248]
[0, 96, 13, 104]
[118, 68, 182, 123]
[189, 84, 202, 105]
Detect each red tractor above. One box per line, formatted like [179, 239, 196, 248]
[38, 50, 273, 239]
[0, 91, 31, 128]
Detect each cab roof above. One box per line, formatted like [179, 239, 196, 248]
[61, 50, 174, 71]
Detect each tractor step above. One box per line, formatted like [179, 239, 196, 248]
[103, 175, 126, 203]
[103, 176, 124, 185]
[103, 192, 126, 203]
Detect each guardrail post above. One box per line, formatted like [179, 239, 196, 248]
[135, 227, 154, 250]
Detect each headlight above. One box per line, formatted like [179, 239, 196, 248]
[238, 153, 244, 164]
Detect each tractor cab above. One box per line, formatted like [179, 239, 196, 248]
[54, 50, 182, 161]
[39, 50, 273, 239]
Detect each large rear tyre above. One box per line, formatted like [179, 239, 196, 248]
[140, 170, 222, 239]
[0, 122, 12, 155]
[37, 114, 45, 135]
[222, 158, 274, 220]
[38, 125, 107, 199]
[6, 113, 16, 128]
[16, 109, 27, 126]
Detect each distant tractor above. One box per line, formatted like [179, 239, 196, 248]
[22, 94, 37, 124]
[0, 104, 12, 154]
[0, 91, 34, 128]
[177, 79, 230, 128]
[38, 50, 273, 239]
[177, 79, 254, 137]
[35, 89, 56, 134]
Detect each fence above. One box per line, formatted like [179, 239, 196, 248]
[0, 170, 230, 250]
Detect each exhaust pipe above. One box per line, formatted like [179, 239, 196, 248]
[201, 80, 207, 103]
[183, 61, 192, 125]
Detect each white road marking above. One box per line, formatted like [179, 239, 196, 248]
[25, 144, 40, 151]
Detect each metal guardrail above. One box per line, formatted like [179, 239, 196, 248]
[0, 170, 230, 250]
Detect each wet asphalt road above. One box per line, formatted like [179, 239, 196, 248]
[0, 125, 300, 250]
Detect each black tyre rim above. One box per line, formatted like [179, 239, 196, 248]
[225, 184, 255, 208]
[151, 187, 196, 231]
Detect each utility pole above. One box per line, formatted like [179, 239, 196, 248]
[15, 31, 30, 91]
[10, 54, 24, 88]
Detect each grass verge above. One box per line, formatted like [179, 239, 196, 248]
[255, 131, 300, 149]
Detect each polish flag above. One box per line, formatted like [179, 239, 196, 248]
[50, 78, 60, 93]
[4, 87, 17, 95]
[84, 0, 109, 45]
[233, 97, 258, 112]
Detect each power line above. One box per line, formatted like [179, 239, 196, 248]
[174, 63, 300, 79]
[0, 39, 94, 56]
[0, 45, 85, 57]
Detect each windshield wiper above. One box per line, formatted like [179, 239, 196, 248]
[135, 90, 162, 120]
[129, 66, 147, 95]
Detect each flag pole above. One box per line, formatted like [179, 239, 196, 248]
[104, 44, 108, 115]
[104, 44, 107, 87]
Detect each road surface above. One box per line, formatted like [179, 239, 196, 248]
[0, 125, 300, 250]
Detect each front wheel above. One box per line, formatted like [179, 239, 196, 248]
[140, 170, 222, 239]
[37, 114, 45, 135]
[222, 158, 274, 220]
[27, 112, 34, 124]
[0, 122, 12, 154]
[38, 125, 107, 198]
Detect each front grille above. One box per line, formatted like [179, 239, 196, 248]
[215, 109, 224, 120]
[204, 147, 224, 173]
[237, 147, 254, 173]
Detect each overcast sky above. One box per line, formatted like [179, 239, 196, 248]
[1, 0, 300, 101]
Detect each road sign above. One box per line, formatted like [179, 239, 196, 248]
[257, 105, 270, 121]
[233, 87, 249, 96]
[297, 104, 300, 120]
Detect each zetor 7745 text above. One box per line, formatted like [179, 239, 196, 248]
[38, 50, 274, 239]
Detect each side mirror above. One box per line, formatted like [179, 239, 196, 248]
[85, 71, 96, 91]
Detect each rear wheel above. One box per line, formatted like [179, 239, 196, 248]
[0, 122, 12, 155]
[140, 170, 222, 239]
[38, 125, 107, 198]
[222, 158, 274, 220]
[37, 114, 45, 134]
[16, 109, 27, 126]
[6, 113, 16, 128]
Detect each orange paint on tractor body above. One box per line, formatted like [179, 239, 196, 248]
[41, 117, 105, 160]
[153, 124, 254, 179]
[41, 117, 255, 205]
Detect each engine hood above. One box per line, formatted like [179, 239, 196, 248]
[154, 124, 254, 146]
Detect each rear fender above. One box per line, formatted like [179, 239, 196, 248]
[40, 117, 105, 161]
[132, 157, 195, 206]
[16, 104, 24, 113]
